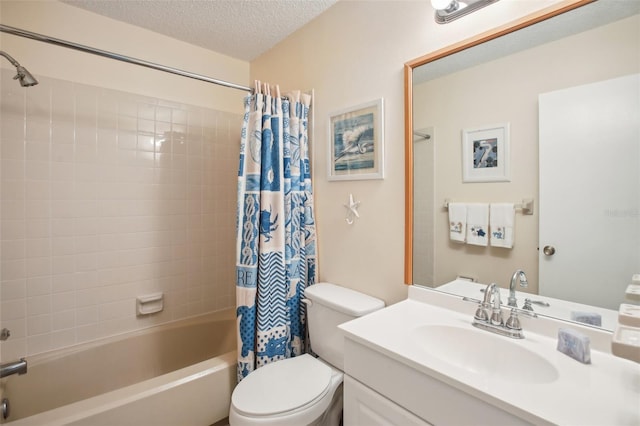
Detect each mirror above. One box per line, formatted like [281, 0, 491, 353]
[405, 0, 640, 330]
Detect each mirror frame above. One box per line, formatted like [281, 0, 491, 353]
[403, 0, 595, 284]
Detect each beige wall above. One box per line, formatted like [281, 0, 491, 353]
[413, 15, 640, 293]
[251, 0, 563, 305]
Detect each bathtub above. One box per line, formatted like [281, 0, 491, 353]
[0, 309, 236, 425]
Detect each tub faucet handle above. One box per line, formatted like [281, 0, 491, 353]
[0, 358, 27, 378]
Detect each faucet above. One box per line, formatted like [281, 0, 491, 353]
[508, 269, 528, 308]
[0, 358, 27, 378]
[470, 282, 536, 339]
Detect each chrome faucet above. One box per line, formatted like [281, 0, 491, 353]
[470, 282, 535, 339]
[0, 358, 27, 378]
[508, 269, 528, 308]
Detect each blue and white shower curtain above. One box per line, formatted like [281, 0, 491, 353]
[235, 86, 316, 381]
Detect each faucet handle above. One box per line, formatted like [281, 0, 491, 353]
[462, 297, 490, 322]
[490, 309, 503, 326]
[505, 308, 522, 330]
[0, 328, 10, 341]
[515, 307, 538, 319]
[482, 283, 496, 305]
[525, 298, 550, 308]
[474, 303, 489, 322]
[462, 296, 491, 323]
[490, 285, 503, 326]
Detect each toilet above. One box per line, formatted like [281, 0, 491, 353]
[229, 282, 385, 426]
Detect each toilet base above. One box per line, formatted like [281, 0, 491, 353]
[310, 383, 343, 426]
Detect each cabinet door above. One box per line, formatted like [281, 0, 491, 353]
[344, 376, 432, 426]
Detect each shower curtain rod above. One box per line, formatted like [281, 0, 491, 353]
[0, 24, 252, 93]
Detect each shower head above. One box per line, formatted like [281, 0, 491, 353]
[0, 50, 38, 87]
[14, 65, 38, 87]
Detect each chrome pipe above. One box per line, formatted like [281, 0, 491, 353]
[0, 358, 27, 378]
[0, 24, 251, 93]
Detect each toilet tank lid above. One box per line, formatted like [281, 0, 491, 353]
[304, 283, 385, 317]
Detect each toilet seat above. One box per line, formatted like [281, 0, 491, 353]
[232, 354, 332, 417]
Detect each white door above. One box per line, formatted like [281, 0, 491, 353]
[539, 74, 640, 310]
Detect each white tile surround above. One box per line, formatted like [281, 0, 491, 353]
[0, 70, 241, 359]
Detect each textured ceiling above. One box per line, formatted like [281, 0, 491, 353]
[61, 0, 338, 61]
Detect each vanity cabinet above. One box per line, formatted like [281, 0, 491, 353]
[340, 288, 640, 425]
[344, 376, 431, 426]
[342, 338, 531, 426]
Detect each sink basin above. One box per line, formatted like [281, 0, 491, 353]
[413, 324, 559, 384]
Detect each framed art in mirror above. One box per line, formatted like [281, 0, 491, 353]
[462, 122, 510, 183]
[327, 98, 384, 181]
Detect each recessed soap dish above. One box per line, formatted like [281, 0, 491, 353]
[612, 325, 640, 363]
[137, 292, 164, 316]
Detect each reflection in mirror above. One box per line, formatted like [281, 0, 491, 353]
[405, 0, 640, 331]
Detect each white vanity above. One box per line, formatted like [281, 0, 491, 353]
[339, 285, 640, 425]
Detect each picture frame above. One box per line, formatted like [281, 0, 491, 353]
[327, 98, 384, 181]
[462, 123, 510, 183]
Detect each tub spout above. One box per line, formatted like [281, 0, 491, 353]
[0, 358, 27, 378]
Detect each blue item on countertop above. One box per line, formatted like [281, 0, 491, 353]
[570, 311, 602, 327]
[557, 328, 591, 364]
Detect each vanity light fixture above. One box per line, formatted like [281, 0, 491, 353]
[430, 0, 499, 24]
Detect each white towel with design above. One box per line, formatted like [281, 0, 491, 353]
[466, 203, 489, 246]
[448, 203, 467, 243]
[490, 203, 515, 248]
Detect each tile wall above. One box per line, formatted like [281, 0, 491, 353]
[0, 71, 240, 359]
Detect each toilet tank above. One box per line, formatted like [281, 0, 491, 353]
[304, 283, 384, 370]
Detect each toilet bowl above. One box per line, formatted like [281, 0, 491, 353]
[229, 355, 343, 426]
[229, 283, 384, 426]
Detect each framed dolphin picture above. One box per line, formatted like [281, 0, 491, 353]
[328, 98, 384, 181]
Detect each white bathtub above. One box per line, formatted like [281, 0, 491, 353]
[0, 309, 236, 425]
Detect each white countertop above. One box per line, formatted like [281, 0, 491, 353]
[339, 286, 640, 425]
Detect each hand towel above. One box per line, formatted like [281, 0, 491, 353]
[466, 203, 489, 246]
[490, 203, 515, 248]
[448, 203, 467, 243]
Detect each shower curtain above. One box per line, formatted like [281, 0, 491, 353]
[235, 85, 316, 381]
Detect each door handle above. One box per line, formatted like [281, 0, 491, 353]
[543, 245, 556, 256]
